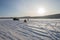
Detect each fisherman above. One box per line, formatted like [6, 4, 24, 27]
[24, 19, 27, 23]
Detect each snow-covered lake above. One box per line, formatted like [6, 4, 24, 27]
[0, 19, 60, 40]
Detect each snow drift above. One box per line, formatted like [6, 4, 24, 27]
[0, 19, 60, 40]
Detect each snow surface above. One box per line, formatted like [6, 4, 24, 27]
[0, 19, 60, 40]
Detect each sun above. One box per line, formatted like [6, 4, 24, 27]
[37, 8, 46, 16]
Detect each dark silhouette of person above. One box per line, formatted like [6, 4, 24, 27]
[24, 19, 27, 23]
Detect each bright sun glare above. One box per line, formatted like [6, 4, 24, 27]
[37, 8, 46, 16]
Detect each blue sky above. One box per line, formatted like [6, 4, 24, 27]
[0, 0, 60, 17]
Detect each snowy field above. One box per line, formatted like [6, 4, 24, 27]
[0, 19, 60, 40]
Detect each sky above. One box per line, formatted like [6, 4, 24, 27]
[0, 0, 60, 17]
